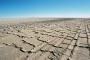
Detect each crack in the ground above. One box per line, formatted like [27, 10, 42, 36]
[69, 29, 81, 57]
[85, 25, 90, 56]
[37, 37, 63, 49]
[40, 49, 60, 60]
[2, 43, 32, 54]
[22, 40, 35, 47]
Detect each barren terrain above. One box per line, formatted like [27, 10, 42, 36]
[0, 18, 90, 60]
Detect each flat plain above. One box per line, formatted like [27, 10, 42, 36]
[0, 18, 90, 60]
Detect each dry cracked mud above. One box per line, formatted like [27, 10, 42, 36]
[0, 19, 90, 60]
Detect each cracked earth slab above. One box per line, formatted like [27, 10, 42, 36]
[0, 19, 90, 60]
[0, 44, 28, 60]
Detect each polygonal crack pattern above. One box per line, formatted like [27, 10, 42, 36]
[0, 19, 90, 60]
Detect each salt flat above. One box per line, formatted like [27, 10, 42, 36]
[0, 18, 90, 60]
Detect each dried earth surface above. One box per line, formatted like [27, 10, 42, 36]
[0, 18, 90, 60]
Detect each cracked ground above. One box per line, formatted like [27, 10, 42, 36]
[0, 19, 90, 60]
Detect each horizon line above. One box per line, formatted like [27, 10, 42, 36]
[0, 16, 90, 18]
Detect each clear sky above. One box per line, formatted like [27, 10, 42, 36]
[0, 0, 90, 17]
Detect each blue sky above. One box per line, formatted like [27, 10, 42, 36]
[0, 0, 90, 17]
